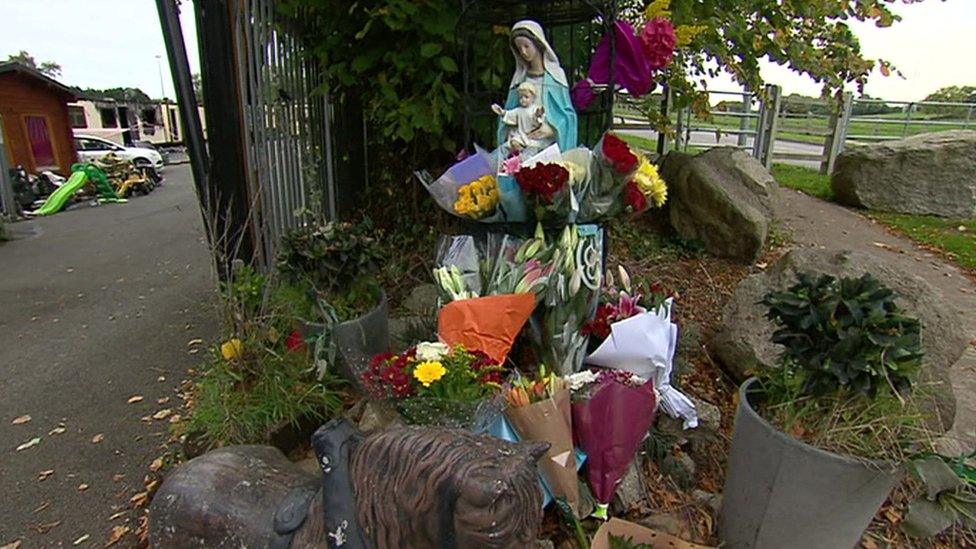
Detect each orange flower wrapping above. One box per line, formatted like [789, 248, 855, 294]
[437, 294, 536, 364]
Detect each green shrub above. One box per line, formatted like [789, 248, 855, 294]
[185, 347, 344, 447]
[762, 272, 922, 398]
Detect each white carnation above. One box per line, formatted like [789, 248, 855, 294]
[415, 341, 450, 362]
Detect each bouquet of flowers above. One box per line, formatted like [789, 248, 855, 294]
[419, 148, 506, 222]
[579, 132, 640, 220]
[568, 368, 657, 520]
[504, 364, 579, 514]
[363, 342, 505, 431]
[622, 154, 668, 215]
[516, 161, 574, 223]
[583, 267, 698, 429]
[535, 224, 605, 375]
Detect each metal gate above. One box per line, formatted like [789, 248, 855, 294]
[231, 0, 336, 265]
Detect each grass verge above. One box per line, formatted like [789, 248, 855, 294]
[771, 163, 833, 200]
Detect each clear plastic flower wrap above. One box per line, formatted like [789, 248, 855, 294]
[394, 393, 507, 433]
[433, 234, 483, 302]
[419, 148, 506, 222]
[533, 225, 605, 375]
[579, 132, 640, 220]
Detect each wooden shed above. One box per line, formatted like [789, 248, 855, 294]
[0, 62, 78, 174]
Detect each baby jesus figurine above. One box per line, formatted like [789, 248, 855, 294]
[492, 82, 548, 156]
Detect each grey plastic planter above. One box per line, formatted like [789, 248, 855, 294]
[332, 290, 389, 393]
[719, 378, 899, 549]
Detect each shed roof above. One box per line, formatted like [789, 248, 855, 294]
[0, 62, 78, 100]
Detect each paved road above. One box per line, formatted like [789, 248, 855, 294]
[0, 165, 218, 547]
[618, 127, 825, 170]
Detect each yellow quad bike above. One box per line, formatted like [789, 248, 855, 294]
[95, 153, 155, 198]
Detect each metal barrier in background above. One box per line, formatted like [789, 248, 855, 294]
[612, 86, 782, 168]
[232, 0, 335, 266]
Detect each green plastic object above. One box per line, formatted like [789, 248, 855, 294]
[32, 170, 89, 216]
[73, 163, 121, 202]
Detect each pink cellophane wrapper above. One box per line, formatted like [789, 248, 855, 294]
[571, 377, 657, 506]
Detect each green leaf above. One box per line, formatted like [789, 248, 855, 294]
[912, 456, 966, 499]
[438, 56, 458, 73]
[902, 499, 955, 538]
[420, 43, 442, 58]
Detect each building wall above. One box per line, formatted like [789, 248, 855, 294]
[70, 99, 206, 146]
[0, 72, 77, 174]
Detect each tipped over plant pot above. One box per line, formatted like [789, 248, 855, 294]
[719, 273, 931, 549]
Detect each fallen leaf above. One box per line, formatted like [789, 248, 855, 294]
[72, 534, 90, 545]
[149, 458, 164, 472]
[1, 540, 22, 549]
[130, 492, 149, 507]
[157, 376, 165, 382]
[49, 424, 67, 435]
[168, 414, 182, 424]
[105, 525, 130, 546]
[186, 338, 203, 347]
[37, 469, 55, 481]
[156, 397, 169, 405]
[152, 409, 172, 420]
[91, 433, 104, 444]
[107, 511, 126, 521]
[958, 225, 967, 232]
[16, 437, 41, 451]
[188, 348, 199, 355]
[31, 520, 61, 534]
[32, 502, 50, 514]
[112, 474, 124, 482]
[127, 395, 144, 404]
[12, 415, 31, 425]
[77, 483, 89, 492]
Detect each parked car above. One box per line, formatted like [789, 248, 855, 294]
[74, 135, 165, 171]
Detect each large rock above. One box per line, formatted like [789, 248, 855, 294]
[661, 147, 777, 263]
[831, 130, 976, 218]
[711, 248, 967, 429]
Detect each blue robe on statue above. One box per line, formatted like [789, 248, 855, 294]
[496, 72, 578, 154]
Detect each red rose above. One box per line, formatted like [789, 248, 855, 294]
[602, 133, 638, 174]
[624, 180, 648, 212]
[515, 162, 569, 203]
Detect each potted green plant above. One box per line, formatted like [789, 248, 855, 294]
[277, 218, 389, 391]
[720, 273, 928, 548]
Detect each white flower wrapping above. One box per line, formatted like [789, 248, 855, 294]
[584, 298, 699, 429]
[415, 341, 451, 362]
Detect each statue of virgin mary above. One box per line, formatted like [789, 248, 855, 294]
[496, 20, 578, 155]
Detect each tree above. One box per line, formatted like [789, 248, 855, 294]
[625, 0, 925, 114]
[6, 50, 62, 78]
[921, 85, 976, 117]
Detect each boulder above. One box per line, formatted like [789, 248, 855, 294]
[711, 248, 968, 429]
[661, 147, 777, 263]
[831, 130, 976, 218]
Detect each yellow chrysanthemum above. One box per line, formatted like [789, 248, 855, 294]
[454, 175, 499, 219]
[633, 156, 668, 208]
[413, 361, 447, 387]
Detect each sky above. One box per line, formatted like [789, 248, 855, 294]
[0, 1, 973, 103]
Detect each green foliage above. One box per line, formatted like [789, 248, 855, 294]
[277, 0, 474, 152]
[871, 213, 976, 272]
[771, 163, 833, 201]
[185, 347, 344, 446]
[903, 454, 976, 538]
[921, 85, 976, 117]
[609, 534, 654, 549]
[762, 272, 922, 399]
[6, 50, 62, 78]
[621, 0, 923, 116]
[277, 218, 382, 297]
[76, 86, 153, 103]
